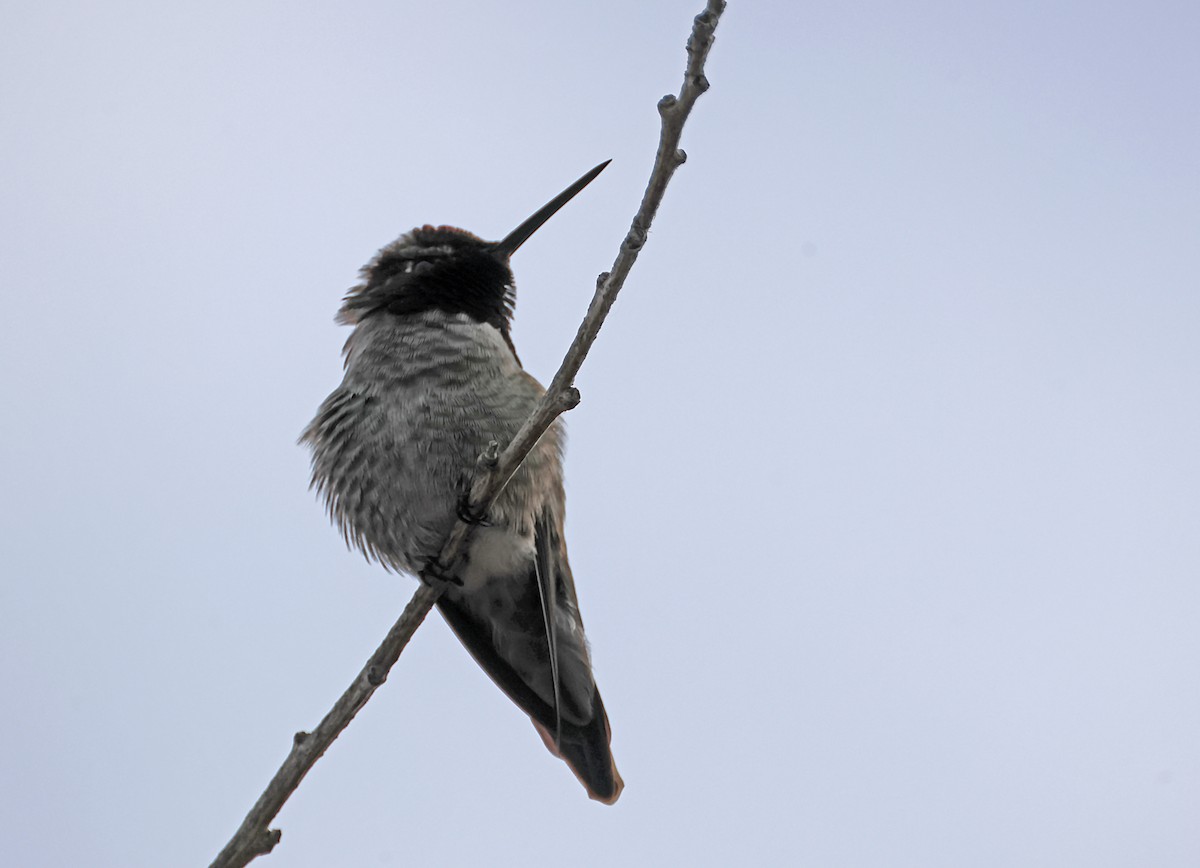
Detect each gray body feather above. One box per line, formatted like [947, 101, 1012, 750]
[304, 309, 558, 573]
[301, 304, 620, 800]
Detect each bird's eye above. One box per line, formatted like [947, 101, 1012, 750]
[402, 259, 435, 275]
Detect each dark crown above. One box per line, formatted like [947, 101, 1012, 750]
[337, 225, 517, 336]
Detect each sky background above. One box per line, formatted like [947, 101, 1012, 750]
[2, 1, 1199, 866]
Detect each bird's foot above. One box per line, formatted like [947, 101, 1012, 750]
[456, 494, 490, 527]
[420, 556, 463, 590]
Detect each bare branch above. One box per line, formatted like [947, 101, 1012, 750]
[209, 585, 440, 867]
[209, 2, 724, 865]
[483, 0, 726, 508]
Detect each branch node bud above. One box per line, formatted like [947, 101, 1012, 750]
[559, 387, 582, 411]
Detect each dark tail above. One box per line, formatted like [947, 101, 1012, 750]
[531, 687, 623, 804]
[436, 596, 623, 803]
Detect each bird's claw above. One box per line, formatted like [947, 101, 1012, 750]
[420, 556, 463, 589]
[457, 495, 490, 526]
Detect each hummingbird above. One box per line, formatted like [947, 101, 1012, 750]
[300, 161, 623, 804]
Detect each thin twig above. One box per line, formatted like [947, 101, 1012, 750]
[210, 3, 723, 865]
[209, 585, 440, 868]
[473, 0, 725, 512]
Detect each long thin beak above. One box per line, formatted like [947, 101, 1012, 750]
[492, 160, 611, 258]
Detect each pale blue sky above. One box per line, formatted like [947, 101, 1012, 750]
[2, 2, 1199, 866]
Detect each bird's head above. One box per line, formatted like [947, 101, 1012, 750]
[338, 161, 610, 334]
